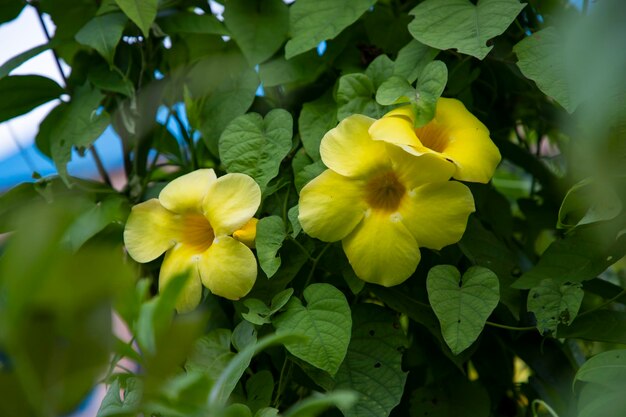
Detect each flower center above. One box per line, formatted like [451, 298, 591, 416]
[180, 213, 214, 253]
[365, 171, 406, 212]
[415, 122, 450, 153]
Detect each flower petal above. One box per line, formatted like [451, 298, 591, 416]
[299, 169, 367, 242]
[430, 98, 500, 183]
[233, 218, 258, 248]
[159, 244, 203, 313]
[159, 169, 217, 213]
[386, 144, 455, 189]
[399, 181, 475, 250]
[320, 114, 388, 178]
[199, 236, 257, 300]
[342, 210, 420, 287]
[123, 199, 179, 263]
[369, 111, 421, 148]
[203, 173, 261, 236]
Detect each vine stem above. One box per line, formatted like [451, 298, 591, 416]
[577, 289, 626, 318]
[33, 3, 113, 187]
[485, 321, 536, 331]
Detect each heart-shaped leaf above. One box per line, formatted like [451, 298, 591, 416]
[427, 265, 499, 355]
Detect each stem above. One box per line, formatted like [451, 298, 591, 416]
[577, 289, 626, 318]
[302, 243, 331, 289]
[33, 3, 113, 187]
[272, 356, 292, 407]
[485, 321, 536, 331]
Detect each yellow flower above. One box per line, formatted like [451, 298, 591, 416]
[298, 115, 475, 286]
[123, 169, 261, 312]
[369, 98, 501, 183]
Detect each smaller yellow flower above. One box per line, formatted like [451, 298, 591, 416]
[123, 169, 261, 312]
[369, 98, 501, 183]
[299, 115, 475, 287]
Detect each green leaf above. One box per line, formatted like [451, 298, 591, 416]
[87, 65, 134, 96]
[273, 283, 352, 376]
[512, 221, 626, 289]
[62, 196, 129, 251]
[285, 0, 376, 59]
[288, 205, 302, 237]
[0, 41, 57, 79]
[427, 265, 499, 355]
[259, 50, 325, 87]
[394, 39, 439, 83]
[75, 13, 127, 65]
[376, 75, 416, 105]
[527, 279, 583, 335]
[408, 0, 526, 60]
[513, 27, 579, 113]
[557, 177, 623, 230]
[97, 377, 142, 417]
[414, 60, 448, 126]
[242, 288, 294, 325]
[246, 371, 274, 413]
[114, 0, 156, 37]
[299, 93, 337, 160]
[557, 311, 626, 345]
[0, 75, 64, 123]
[294, 160, 326, 193]
[47, 84, 110, 185]
[255, 408, 280, 417]
[256, 216, 287, 278]
[283, 391, 358, 417]
[333, 304, 408, 417]
[219, 109, 293, 192]
[336, 73, 384, 120]
[185, 329, 235, 379]
[364, 55, 395, 89]
[575, 349, 626, 390]
[0, 0, 25, 25]
[158, 12, 227, 35]
[224, 0, 289, 65]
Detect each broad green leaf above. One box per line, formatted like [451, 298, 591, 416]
[376, 75, 416, 105]
[336, 73, 384, 120]
[273, 283, 351, 376]
[394, 39, 438, 83]
[87, 65, 134, 96]
[47, 84, 110, 185]
[209, 332, 304, 406]
[557, 177, 623, 230]
[408, 0, 525, 60]
[232, 321, 258, 353]
[288, 205, 302, 237]
[97, 377, 142, 417]
[246, 371, 274, 413]
[114, 0, 156, 37]
[0, 0, 25, 25]
[158, 12, 227, 35]
[514, 27, 579, 113]
[558, 311, 626, 345]
[527, 279, 583, 335]
[0, 183, 40, 233]
[185, 329, 235, 379]
[512, 221, 626, 289]
[0, 41, 57, 79]
[242, 288, 293, 325]
[299, 93, 337, 160]
[427, 265, 499, 355]
[294, 160, 326, 192]
[224, 0, 289, 65]
[578, 388, 626, 417]
[414, 60, 448, 126]
[0, 75, 64, 123]
[189, 53, 259, 156]
[285, 0, 376, 59]
[364, 55, 395, 89]
[62, 196, 129, 251]
[255, 216, 287, 278]
[259, 50, 325, 87]
[575, 349, 626, 389]
[75, 13, 127, 65]
[219, 109, 293, 192]
[283, 391, 358, 417]
[333, 303, 408, 417]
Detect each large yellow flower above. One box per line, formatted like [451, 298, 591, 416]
[369, 98, 501, 183]
[124, 169, 261, 312]
[298, 115, 475, 287]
